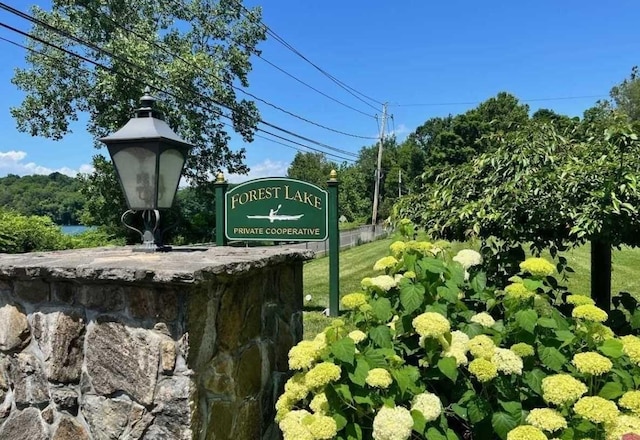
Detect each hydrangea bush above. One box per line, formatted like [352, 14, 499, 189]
[276, 233, 640, 440]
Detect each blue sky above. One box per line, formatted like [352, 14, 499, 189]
[1, 0, 639, 180]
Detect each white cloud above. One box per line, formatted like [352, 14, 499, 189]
[0, 150, 93, 177]
[227, 159, 289, 183]
[389, 123, 410, 138]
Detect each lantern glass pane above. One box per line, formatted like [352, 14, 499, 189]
[112, 147, 157, 209]
[157, 148, 185, 208]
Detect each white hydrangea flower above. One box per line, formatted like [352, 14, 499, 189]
[411, 392, 442, 422]
[372, 406, 413, 440]
[453, 249, 483, 270]
[470, 312, 495, 328]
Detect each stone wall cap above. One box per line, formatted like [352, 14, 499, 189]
[0, 246, 314, 284]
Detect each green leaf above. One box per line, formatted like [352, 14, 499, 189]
[425, 427, 448, 440]
[522, 279, 543, 291]
[403, 253, 418, 273]
[470, 272, 487, 293]
[400, 281, 426, 313]
[344, 423, 363, 440]
[331, 337, 356, 365]
[445, 428, 460, 440]
[332, 413, 348, 431]
[491, 412, 519, 440]
[419, 257, 446, 274]
[598, 339, 624, 358]
[349, 358, 369, 386]
[537, 317, 557, 329]
[362, 348, 387, 368]
[334, 383, 353, 402]
[539, 346, 567, 372]
[555, 330, 576, 347]
[353, 390, 375, 406]
[437, 356, 458, 383]
[369, 325, 393, 349]
[599, 381, 624, 399]
[559, 428, 574, 440]
[523, 369, 546, 396]
[515, 309, 538, 334]
[467, 395, 491, 423]
[411, 410, 427, 435]
[437, 284, 460, 303]
[499, 401, 522, 418]
[372, 297, 392, 322]
[612, 368, 635, 389]
[451, 403, 467, 419]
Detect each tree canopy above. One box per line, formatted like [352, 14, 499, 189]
[12, 0, 266, 184]
[0, 172, 84, 224]
[395, 112, 640, 309]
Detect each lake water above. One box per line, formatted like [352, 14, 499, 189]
[60, 225, 91, 235]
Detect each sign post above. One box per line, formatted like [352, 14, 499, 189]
[214, 172, 228, 246]
[327, 170, 340, 316]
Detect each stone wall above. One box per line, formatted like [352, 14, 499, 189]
[0, 246, 311, 440]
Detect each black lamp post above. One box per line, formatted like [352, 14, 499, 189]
[100, 87, 193, 251]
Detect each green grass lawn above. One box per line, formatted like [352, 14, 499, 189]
[302, 237, 640, 339]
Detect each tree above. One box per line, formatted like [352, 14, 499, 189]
[395, 118, 640, 310]
[12, 0, 265, 185]
[610, 66, 640, 123]
[408, 92, 530, 183]
[286, 152, 337, 189]
[531, 108, 579, 134]
[0, 173, 84, 224]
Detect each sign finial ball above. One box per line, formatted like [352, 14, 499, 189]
[329, 169, 337, 180]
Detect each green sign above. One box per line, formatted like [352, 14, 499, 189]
[225, 178, 328, 241]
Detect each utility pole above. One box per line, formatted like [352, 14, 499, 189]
[398, 169, 402, 198]
[371, 103, 388, 228]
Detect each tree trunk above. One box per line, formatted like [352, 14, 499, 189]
[590, 239, 612, 311]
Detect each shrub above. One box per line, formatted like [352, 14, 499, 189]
[277, 233, 640, 439]
[0, 209, 71, 253]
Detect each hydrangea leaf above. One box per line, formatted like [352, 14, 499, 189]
[437, 356, 458, 383]
[437, 284, 459, 304]
[426, 427, 448, 440]
[331, 337, 356, 365]
[348, 358, 369, 386]
[539, 346, 567, 372]
[598, 381, 624, 399]
[491, 411, 519, 440]
[411, 410, 427, 435]
[466, 395, 491, 423]
[400, 281, 426, 313]
[344, 423, 363, 440]
[418, 257, 446, 274]
[369, 325, 393, 349]
[515, 309, 538, 334]
[332, 412, 348, 431]
[598, 339, 624, 358]
[523, 369, 546, 396]
[470, 272, 487, 293]
[372, 297, 393, 322]
[537, 317, 558, 328]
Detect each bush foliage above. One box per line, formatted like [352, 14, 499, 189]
[277, 225, 640, 440]
[0, 209, 123, 253]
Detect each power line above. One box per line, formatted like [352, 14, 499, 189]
[0, 21, 357, 162]
[230, 0, 383, 111]
[0, 1, 375, 141]
[255, 54, 377, 119]
[254, 131, 355, 162]
[390, 94, 609, 107]
[0, 5, 360, 160]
